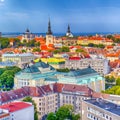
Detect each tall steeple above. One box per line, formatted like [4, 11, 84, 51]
[67, 24, 71, 33]
[66, 24, 73, 37]
[47, 18, 52, 35]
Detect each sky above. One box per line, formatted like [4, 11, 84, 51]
[1, 0, 120, 33]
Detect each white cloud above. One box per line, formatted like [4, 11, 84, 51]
[5, 12, 29, 19]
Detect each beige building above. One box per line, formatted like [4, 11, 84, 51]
[82, 98, 120, 120]
[0, 83, 92, 120]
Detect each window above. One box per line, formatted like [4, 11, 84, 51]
[87, 107, 90, 111]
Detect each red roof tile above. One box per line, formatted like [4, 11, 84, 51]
[0, 102, 32, 112]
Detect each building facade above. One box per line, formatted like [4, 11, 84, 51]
[2, 53, 35, 67]
[65, 58, 110, 75]
[21, 28, 36, 42]
[82, 98, 120, 120]
[14, 61, 105, 92]
[56, 67, 105, 92]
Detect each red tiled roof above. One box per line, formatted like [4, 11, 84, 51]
[63, 84, 92, 96]
[53, 83, 64, 93]
[0, 102, 32, 112]
[92, 92, 109, 99]
[69, 57, 81, 60]
[0, 83, 93, 104]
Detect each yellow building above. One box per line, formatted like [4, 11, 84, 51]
[35, 57, 65, 69]
[77, 36, 113, 45]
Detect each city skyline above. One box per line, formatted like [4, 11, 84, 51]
[1, 0, 120, 33]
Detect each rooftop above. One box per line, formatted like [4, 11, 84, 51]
[2, 53, 34, 57]
[0, 83, 92, 104]
[0, 102, 32, 112]
[63, 67, 98, 77]
[85, 98, 120, 116]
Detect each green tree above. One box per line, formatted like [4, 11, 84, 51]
[0, 37, 9, 48]
[23, 97, 38, 120]
[47, 105, 80, 120]
[22, 49, 26, 53]
[116, 78, 120, 85]
[105, 76, 115, 83]
[97, 44, 105, 48]
[35, 42, 40, 47]
[14, 38, 21, 47]
[32, 48, 41, 52]
[88, 43, 94, 47]
[27, 39, 36, 47]
[53, 49, 61, 54]
[0, 66, 21, 89]
[60, 46, 70, 52]
[47, 112, 57, 120]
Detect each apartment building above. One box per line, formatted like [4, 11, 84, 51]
[65, 58, 110, 75]
[0, 83, 92, 119]
[82, 98, 120, 120]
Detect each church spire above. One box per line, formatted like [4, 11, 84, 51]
[67, 24, 71, 33]
[47, 18, 52, 35]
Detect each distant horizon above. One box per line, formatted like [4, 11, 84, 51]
[1, 31, 120, 38]
[1, 0, 120, 32]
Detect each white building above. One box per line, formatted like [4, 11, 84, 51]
[65, 58, 110, 75]
[2, 53, 35, 67]
[0, 101, 34, 120]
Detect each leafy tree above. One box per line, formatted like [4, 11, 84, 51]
[14, 38, 21, 47]
[35, 42, 40, 47]
[116, 78, 120, 85]
[57, 68, 70, 72]
[88, 43, 94, 47]
[53, 49, 61, 54]
[105, 76, 115, 83]
[0, 66, 21, 89]
[97, 44, 105, 48]
[47, 112, 57, 120]
[27, 39, 36, 47]
[56, 105, 73, 120]
[60, 46, 70, 52]
[32, 48, 41, 52]
[106, 35, 115, 40]
[22, 49, 26, 53]
[0, 37, 9, 49]
[47, 105, 80, 120]
[23, 97, 38, 120]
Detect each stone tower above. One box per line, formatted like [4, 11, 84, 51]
[46, 19, 54, 46]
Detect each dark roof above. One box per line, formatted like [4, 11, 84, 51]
[22, 65, 40, 73]
[85, 98, 120, 116]
[33, 62, 49, 68]
[21, 61, 55, 73]
[64, 67, 97, 77]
